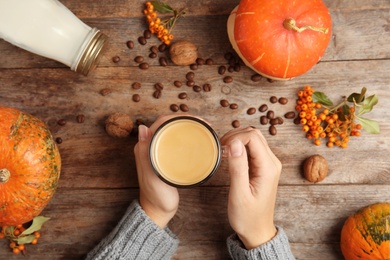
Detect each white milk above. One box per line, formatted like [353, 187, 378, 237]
[0, 0, 107, 75]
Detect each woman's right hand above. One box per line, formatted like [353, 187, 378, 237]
[220, 127, 282, 249]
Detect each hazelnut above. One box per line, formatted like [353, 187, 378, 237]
[169, 41, 198, 65]
[303, 154, 328, 183]
[105, 113, 134, 138]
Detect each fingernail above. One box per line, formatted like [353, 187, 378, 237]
[230, 139, 243, 157]
[138, 125, 149, 141]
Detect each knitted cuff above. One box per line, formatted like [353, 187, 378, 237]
[227, 226, 295, 260]
[85, 200, 179, 260]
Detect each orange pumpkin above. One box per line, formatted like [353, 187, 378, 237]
[340, 203, 390, 260]
[227, 0, 332, 80]
[0, 107, 61, 226]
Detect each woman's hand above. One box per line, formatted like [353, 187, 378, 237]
[221, 127, 282, 249]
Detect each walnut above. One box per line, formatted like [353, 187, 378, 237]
[303, 154, 328, 183]
[169, 41, 198, 65]
[105, 113, 134, 138]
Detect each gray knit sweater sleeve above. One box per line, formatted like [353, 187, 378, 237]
[85, 200, 179, 260]
[227, 226, 295, 260]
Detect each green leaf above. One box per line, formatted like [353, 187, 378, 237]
[15, 234, 36, 244]
[357, 117, 380, 134]
[358, 94, 378, 115]
[338, 104, 350, 121]
[151, 1, 174, 13]
[347, 93, 364, 103]
[313, 92, 333, 106]
[21, 216, 50, 236]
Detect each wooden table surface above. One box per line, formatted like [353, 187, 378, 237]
[1, 0, 390, 259]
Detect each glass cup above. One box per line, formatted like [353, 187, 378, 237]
[149, 116, 221, 188]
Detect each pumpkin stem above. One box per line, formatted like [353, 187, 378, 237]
[283, 18, 329, 34]
[0, 168, 10, 183]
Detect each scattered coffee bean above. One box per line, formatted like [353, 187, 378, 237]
[270, 118, 279, 125]
[205, 58, 214, 65]
[294, 117, 301, 125]
[190, 63, 198, 70]
[218, 66, 226, 75]
[170, 104, 179, 112]
[178, 92, 187, 99]
[100, 88, 112, 96]
[126, 40, 134, 49]
[232, 120, 240, 128]
[196, 58, 204, 65]
[174, 80, 182, 88]
[285, 111, 296, 119]
[55, 137, 63, 144]
[180, 104, 189, 112]
[139, 63, 149, 70]
[259, 104, 268, 112]
[251, 74, 262, 82]
[224, 52, 233, 61]
[153, 90, 162, 99]
[228, 66, 234, 72]
[154, 83, 164, 91]
[247, 107, 256, 115]
[277, 117, 284, 125]
[138, 36, 147, 45]
[150, 45, 158, 53]
[149, 52, 157, 58]
[186, 80, 195, 87]
[278, 97, 288, 105]
[203, 84, 211, 92]
[234, 64, 241, 72]
[158, 43, 167, 52]
[132, 94, 141, 102]
[76, 114, 85, 123]
[229, 57, 237, 66]
[220, 99, 229, 107]
[267, 78, 275, 83]
[112, 56, 120, 63]
[193, 85, 202, 92]
[134, 56, 144, 63]
[267, 110, 275, 119]
[260, 116, 268, 125]
[186, 72, 195, 81]
[132, 82, 141, 89]
[57, 119, 67, 126]
[270, 96, 278, 103]
[224, 76, 233, 83]
[269, 125, 277, 135]
[144, 29, 152, 39]
[230, 103, 238, 110]
[159, 57, 168, 66]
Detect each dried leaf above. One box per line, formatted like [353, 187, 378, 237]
[358, 94, 378, 115]
[21, 216, 50, 236]
[151, 1, 174, 13]
[357, 117, 380, 134]
[15, 234, 36, 245]
[313, 92, 333, 106]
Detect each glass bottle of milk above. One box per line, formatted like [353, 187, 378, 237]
[0, 0, 108, 76]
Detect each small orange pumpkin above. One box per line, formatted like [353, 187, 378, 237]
[340, 203, 390, 260]
[0, 107, 61, 226]
[227, 0, 332, 80]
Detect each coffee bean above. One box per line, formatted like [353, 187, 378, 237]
[205, 58, 214, 65]
[126, 40, 134, 49]
[138, 36, 147, 45]
[224, 76, 233, 83]
[186, 80, 195, 87]
[178, 92, 187, 99]
[196, 58, 204, 65]
[139, 63, 149, 70]
[267, 78, 275, 83]
[232, 120, 240, 128]
[190, 63, 198, 70]
[278, 97, 288, 105]
[100, 88, 112, 96]
[234, 64, 241, 72]
[144, 30, 152, 39]
[55, 137, 63, 144]
[150, 45, 158, 53]
[112, 56, 120, 63]
[285, 111, 296, 119]
[269, 125, 277, 135]
[230, 103, 238, 110]
[224, 52, 233, 61]
[270, 96, 278, 103]
[154, 83, 164, 91]
[149, 52, 157, 59]
[229, 57, 237, 66]
[134, 56, 144, 63]
[180, 104, 189, 112]
[259, 104, 268, 112]
[203, 84, 211, 92]
[159, 57, 168, 67]
[132, 82, 141, 89]
[57, 119, 67, 126]
[294, 117, 301, 125]
[277, 117, 284, 125]
[218, 66, 226, 75]
[260, 116, 268, 125]
[174, 80, 182, 87]
[153, 90, 161, 99]
[267, 110, 274, 119]
[76, 114, 85, 123]
[132, 94, 141, 102]
[247, 107, 256, 115]
[251, 74, 262, 82]
[220, 99, 229, 107]
[193, 85, 202, 92]
[186, 72, 195, 81]
[170, 104, 179, 112]
[158, 43, 167, 52]
[270, 118, 279, 125]
[228, 66, 234, 72]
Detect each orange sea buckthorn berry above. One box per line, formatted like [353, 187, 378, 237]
[301, 104, 308, 111]
[302, 125, 310, 132]
[34, 231, 41, 238]
[304, 86, 311, 91]
[332, 114, 339, 120]
[327, 118, 334, 124]
[31, 238, 38, 245]
[18, 244, 25, 251]
[320, 132, 327, 138]
[0, 233, 4, 239]
[299, 111, 306, 118]
[350, 107, 355, 113]
[327, 141, 334, 148]
[335, 140, 341, 146]
[143, 9, 148, 15]
[14, 229, 20, 236]
[319, 113, 326, 120]
[315, 103, 322, 109]
[300, 118, 307, 125]
[298, 91, 304, 97]
[13, 248, 20, 255]
[9, 241, 16, 249]
[306, 96, 313, 102]
[355, 124, 362, 130]
[323, 109, 329, 115]
[314, 139, 321, 146]
[341, 142, 348, 149]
